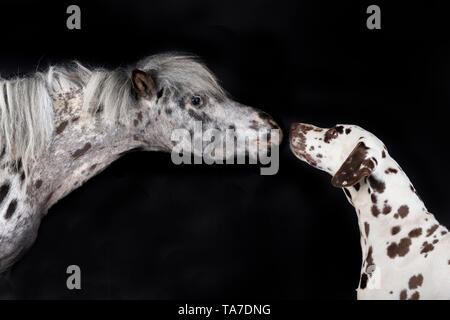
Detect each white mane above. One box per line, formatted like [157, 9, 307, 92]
[0, 53, 226, 170]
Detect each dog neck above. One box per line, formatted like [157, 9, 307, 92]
[342, 155, 444, 262]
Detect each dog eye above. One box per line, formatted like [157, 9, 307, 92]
[327, 128, 339, 138]
[190, 96, 203, 107]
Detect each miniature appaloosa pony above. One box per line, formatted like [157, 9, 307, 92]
[0, 53, 281, 273]
[290, 123, 450, 300]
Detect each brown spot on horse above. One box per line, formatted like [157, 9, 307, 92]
[56, 120, 68, 134]
[72, 143, 92, 159]
[0, 183, 10, 205]
[4, 199, 17, 219]
[35, 180, 43, 189]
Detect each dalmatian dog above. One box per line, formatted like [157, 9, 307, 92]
[290, 122, 450, 300]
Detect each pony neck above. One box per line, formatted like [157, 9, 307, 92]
[28, 88, 145, 212]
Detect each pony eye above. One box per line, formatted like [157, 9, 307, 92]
[191, 96, 203, 107]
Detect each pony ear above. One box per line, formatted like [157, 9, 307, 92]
[331, 142, 376, 188]
[131, 69, 156, 99]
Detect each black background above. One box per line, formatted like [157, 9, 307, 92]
[0, 0, 449, 299]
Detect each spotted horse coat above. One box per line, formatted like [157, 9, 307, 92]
[290, 123, 450, 300]
[0, 54, 282, 274]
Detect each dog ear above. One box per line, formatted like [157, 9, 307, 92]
[331, 142, 376, 188]
[131, 69, 156, 99]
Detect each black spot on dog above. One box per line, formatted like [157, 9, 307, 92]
[397, 205, 409, 218]
[365, 246, 374, 267]
[382, 151, 386, 158]
[382, 204, 392, 215]
[387, 238, 412, 258]
[371, 193, 377, 203]
[165, 108, 172, 116]
[385, 168, 398, 174]
[335, 126, 344, 134]
[408, 228, 422, 238]
[400, 290, 407, 300]
[409, 291, 420, 300]
[345, 128, 352, 135]
[371, 205, 380, 217]
[368, 176, 385, 193]
[420, 241, 434, 254]
[354, 183, 360, 191]
[360, 273, 368, 289]
[426, 224, 439, 237]
[4, 199, 17, 219]
[391, 226, 401, 235]
[364, 222, 370, 237]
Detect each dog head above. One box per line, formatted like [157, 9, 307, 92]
[289, 123, 387, 188]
